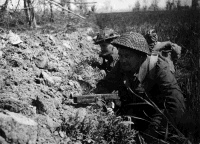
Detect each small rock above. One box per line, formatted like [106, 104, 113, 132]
[47, 62, 58, 72]
[76, 109, 87, 122]
[0, 98, 36, 117]
[7, 30, 23, 45]
[62, 40, 72, 49]
[0, 40, 6, 49]
[77, 75, 83, 80]
[54, 131, 59, 136]
[59, 131, 65, 138]
[86, 27, 94, 35]
[74, 141, 82, 144]
[63, 51, 67, 56]
[42, 71, 54, 86]
[34, 53, 48, 69]
[62, 105, 70, 110]
[23, 65, 28, 71]
[68, 80, 74, 86]
[53, 76, 62, 83]
[47, 35, 56, 45]
[0, 51, 3, 58]
[0, 111, 37, 144]
[66, 59, 74, 66]
[0, 136, 8, 144]
[64, 137, 71, 143]
[86, 36, 93, 41]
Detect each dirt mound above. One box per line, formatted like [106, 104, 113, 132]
[0, 110, 37, 144]
[0, 27, 104, 143]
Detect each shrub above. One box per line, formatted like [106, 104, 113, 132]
[57, 108, 137, 144]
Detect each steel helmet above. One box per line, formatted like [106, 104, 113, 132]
[94, 28, 120, 44]
[112, 32, 150, 54]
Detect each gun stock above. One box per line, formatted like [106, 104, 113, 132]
[72, 94, 119, 104]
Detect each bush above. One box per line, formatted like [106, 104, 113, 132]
[57, 108, 137, 144]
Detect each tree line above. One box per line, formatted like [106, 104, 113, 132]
[0, 0, 199, 29]
[133, 0, 199, 11]
[0, 0, 96, 29]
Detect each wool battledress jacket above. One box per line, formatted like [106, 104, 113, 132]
[96, 54, 186, 128]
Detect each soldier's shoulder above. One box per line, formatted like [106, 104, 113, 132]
[156, 55, 170, 70]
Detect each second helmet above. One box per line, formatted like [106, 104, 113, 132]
[94, 28, 120, 44]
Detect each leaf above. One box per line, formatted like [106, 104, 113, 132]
[164, 122, 169, 141]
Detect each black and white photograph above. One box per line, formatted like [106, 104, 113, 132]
[0, 0, 199, 143]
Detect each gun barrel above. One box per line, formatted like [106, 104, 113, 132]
[73, 94, 119, 104]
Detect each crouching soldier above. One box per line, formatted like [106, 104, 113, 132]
[145, 29, 182, 73]
[93, 28, 120, 74]
[94, 32, 186, 142]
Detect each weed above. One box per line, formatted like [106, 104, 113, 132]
[57, 108, 137, 144]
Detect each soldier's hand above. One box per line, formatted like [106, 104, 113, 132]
[107, 107, 114, 115]
[106, 101, 115, 115]
[100, 70, 106, 77]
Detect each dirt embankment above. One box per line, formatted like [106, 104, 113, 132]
[0, 27, 104, 144]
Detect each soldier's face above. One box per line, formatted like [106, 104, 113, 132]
[118, 48, 141, 72]
[99, 42, 112, 52]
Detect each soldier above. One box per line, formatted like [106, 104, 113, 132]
[93, 28, 120, 74]
[94, 32, 186, 141]
[145, 29, 182, 73]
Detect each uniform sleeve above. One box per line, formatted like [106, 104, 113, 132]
[153, 41, 172, 51]
[155, 58, 185, 123]
[93, 61, 121, 94]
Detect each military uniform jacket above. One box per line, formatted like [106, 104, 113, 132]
[96, 54, 185, 123]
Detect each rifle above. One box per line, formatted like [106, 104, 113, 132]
[71, 93, 120, 104]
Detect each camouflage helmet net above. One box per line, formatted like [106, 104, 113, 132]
[112, 32, 150, 54]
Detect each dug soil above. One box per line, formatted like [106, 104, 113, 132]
[0, 24, 105, 144]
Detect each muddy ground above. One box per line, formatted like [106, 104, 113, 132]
[0, 24, 107, 144]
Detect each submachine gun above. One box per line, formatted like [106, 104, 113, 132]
[71, 93, 120, 104]
[71, 93, 121, 115]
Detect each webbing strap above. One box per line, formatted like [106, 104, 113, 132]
[149, 53, 158, 79]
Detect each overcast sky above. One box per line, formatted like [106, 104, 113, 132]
[88, 0, 192, 12]
[0, 0, 192, 12]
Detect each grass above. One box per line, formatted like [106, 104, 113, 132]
[57, 108, 137, 144]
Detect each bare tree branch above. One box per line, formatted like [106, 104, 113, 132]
[63, 1, 97, 4]
[8, 6, 37, 10]
[47, 0, 86, 20]
[13, 0, 21, 13]
[0, 0, 9, 11]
